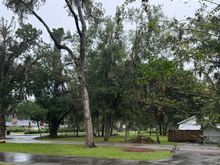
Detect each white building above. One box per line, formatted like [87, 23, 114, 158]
[178, 116, 201, 130]
[6, 118, 38, 129]
[177, 116, 220, 143]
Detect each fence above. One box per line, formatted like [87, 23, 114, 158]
[168, 130, 202, 142]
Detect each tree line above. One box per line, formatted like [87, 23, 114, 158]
[0, 0, 219, 147]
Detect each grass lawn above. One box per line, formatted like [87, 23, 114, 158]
[0, 162, 14, 165]
[0, 143, 171, 161]
[39, 132, 176, 145]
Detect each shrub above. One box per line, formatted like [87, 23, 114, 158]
[129, 135, 155, 144]
[8, 126, 25, 132]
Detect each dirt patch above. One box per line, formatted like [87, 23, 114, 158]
[123, 147, 154, 152]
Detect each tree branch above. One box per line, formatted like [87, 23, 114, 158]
[64, 0, 82, 36]
[58, 109, 71, 123]
[74, 0, 87, 65]
[19, 1, 79, 67]
[184, 28, 219, 37]
[201, 0, 220, 6]
[75, 0, 87, 34]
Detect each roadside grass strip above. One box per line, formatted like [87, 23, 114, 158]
[0, 143, 171, 161]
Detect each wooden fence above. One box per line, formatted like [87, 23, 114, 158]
[168, 130, 202, 142]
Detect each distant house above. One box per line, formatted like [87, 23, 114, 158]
[177, 116, 220, 143]
[6, 117, 38, 129]
[178, 115, 201, 130]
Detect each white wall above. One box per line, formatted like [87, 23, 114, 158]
[203, 127, 220, 144]
[178, 117, 201, 130]
[179, 124, 201, 130]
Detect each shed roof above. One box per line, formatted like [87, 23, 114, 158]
[177, 115, 196, 125]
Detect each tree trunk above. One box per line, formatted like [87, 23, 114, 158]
[0, 113, 6, 139]
[149, 124, 152, 136]
[163, 123, 168, 135]
[79, 69, 95, 147]
[110, 120, 114, 136]
[159, 123, 162, 135]
[49, 123, 59, 137]
[104, 115, 111, 141]
[154, 111, 160, 144]
[37, 121, 42, 137]
[124, 124, 129, 142]
[101, 122, 104, 137]
[97, 114, 100, 137]
[76, 125, 79, 137]
[155, 122, 160, 144]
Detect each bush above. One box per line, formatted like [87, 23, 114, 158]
[58, 127, 84, 133]
[24, 128, 48, 134]
[8, 126, 25, 132]
[129, 135, 155, 144]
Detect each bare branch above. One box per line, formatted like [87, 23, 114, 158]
[74, 0, 87, 65]
[64, 0, 82, 36]
[58, 109, 71, 123]
[201, 0, 220, 6]
[75, 0, 87, 34]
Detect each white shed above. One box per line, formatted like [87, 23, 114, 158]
[178, 116, 201, 130]
[177, 116, 220, 143]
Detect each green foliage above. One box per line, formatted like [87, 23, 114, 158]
[23, 29, 78, 137]
[86, 17, 128, 140]
[24, 129, 48, 134]
[2, 0, 220, 141]
[0, 17, 40, 138]
[4, 0, 46, 21]
[8, 126, 25, 132]
[16, 101, 46, 122]
[138, 59, 177, 85]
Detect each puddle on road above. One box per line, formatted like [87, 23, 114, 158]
[13, 154, 31, 162]
[0, 153, 32, 163]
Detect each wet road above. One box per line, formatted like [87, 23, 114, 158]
[155, 151, 220, 165]
[0, 151, 220, 165]
[0, 152, 152, 165]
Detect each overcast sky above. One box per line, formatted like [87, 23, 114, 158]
[0, 0, 201, 42]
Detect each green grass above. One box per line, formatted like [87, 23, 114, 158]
[39, 132, 176, 145]
[0, 162, 15, 165]
[0, 143, 171, 161]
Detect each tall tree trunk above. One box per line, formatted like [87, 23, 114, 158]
[14, 0, 95, 147]
[49, 123, 59, 137]
[79, 69, 95, 147]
